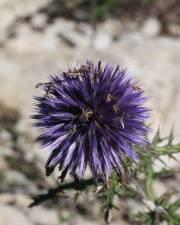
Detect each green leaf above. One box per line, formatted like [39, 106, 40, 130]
[168, 127, 174, 146]
[152, 127, 161, 144]
[168, 199, 180, 212]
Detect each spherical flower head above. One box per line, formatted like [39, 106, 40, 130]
[33, 61, 150, 182]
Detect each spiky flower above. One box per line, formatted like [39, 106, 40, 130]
[33, 61, 149, 182]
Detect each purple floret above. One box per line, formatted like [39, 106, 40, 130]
[33, 61, 150, 182]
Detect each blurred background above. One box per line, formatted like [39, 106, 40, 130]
[0, 0, 180, 225]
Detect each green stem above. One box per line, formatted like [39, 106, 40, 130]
[144, 158, 155, 201]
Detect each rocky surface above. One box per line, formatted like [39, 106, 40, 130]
[0, 205, 33, 225]
[1, 17, 180, 138]
[0, 1, 180, 225]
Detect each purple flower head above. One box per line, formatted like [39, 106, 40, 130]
[33, 61, 150, 182]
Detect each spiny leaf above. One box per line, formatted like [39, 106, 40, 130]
[152, 127, 161, 144]
[103, 171, 120, 223]
[168, 127, 174, 146]
[168, 199, 180, 212]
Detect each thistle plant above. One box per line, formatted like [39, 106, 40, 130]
[31, 61, 180, 224]
[33, 61, 149, 182]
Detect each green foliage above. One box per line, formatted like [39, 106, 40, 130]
[30, 129, 180, 224]
[87, 0, 119, 21]
[103, 171, 120, 223]
[128, 129, 180, 225]
[0, 171, 6, 184]
[135, 197, 180, 225]
[87, 0, 156, 21]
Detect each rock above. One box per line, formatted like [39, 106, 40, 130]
[47, 18, 76, 36]
[28, 206, 60, 225]
[93, 32, 112, 51]
[4, 170, 38, 193]
[5, 170, 32, 186]
[71, 217, 95, 225]
[0, 193, 31, 207]
[64, 0, 81, 9]
[167, 23, 180, 37]
[141, 17, 161, 37]
[126, 199, 146, 214]
[0, 0, 51, 43]
[39, 32, 60, 50]
[99, 19, 122, 38]
[6, 29, 59, 53]
[0, 32, 8, 45]
[0, 129, 12, 147]
[46, 19, 91, 48]
[76, 23, 94, 37]
[152, 180, 167, 198]
[59, 29, 90, 48]
[0, 147, 14, 157]
[15, 193, 32, 208]
[0, 2, 16, 44]
[0, 157, 8, 171]
[0, 205, 33, 225]
[0, 0, 51, 18]
[31, 13, 48, 30]
[59, 209, 71, 222]
[0, 194, 14, 204]
[73, 9, 87, 21]
[120, 31, 144, 45]
[111, 222, 129, 225]
[15, 118, 35, 137]
[161, 222, 168, 225]
[153, 153, 180, 172]
[15, 23, 34, 37]
[0, 102, 20, 129]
